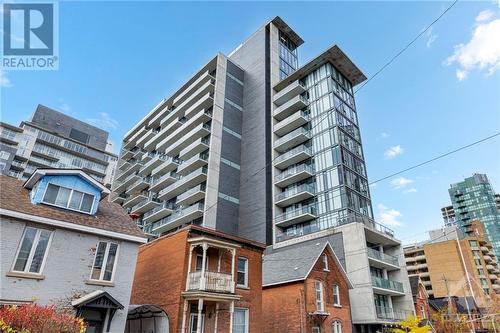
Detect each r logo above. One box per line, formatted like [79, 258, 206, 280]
[3, 3, 54, 56]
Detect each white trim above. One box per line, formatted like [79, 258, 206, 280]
[306, 242, 354, 289]
[333, 284, 341, 306]
[232, 307, 249, 333]
[11, 226, 53, 275]
[0, 209, 147, 244]
[71, 290, 105, 307]
[89, 241, 119, 282]
[315, 280, 324, 312]
[237, 257, 248, 288]
[42, 183, 96, 215]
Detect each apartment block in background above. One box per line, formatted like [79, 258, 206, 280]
[447, 173, 500, 258]
[441, 205, 456, 227]
[404, 220, 500, 308]
[0, 105, 118, 186]
[112, 16, 414, 332]
[129, 225, 265, 333]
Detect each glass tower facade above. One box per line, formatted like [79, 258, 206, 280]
[449, 173, 500, 258]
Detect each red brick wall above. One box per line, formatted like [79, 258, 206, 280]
[262, 248, 352, 333]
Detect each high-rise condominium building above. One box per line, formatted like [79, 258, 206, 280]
[0, 105, 118, 186]
[441, 204, 456, 227]
[112, 16, 414, 332]
[447, 174, 500, 258]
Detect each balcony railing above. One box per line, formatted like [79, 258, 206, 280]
[274, 127, 311, 152]
[275, 183, 315, 202]
[367, 248, 399, 267]
[376, 306, 411, 321]
[274, 144, 312, 169]
[187, 271, 234, 293]
[275, 163, 314, 183]
[371, 276, 404, 293]
[275, 205, 316, 227]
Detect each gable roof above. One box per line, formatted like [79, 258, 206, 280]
[429, 296, 480, 314]
[263, 239, 352, 287]
[24, 169, 110, 199]
[0, 175, 146, 241]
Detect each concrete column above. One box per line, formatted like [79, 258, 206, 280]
[229, 301, 234, 333]
[214, 303, 219, 333]
[186, 245, 195, 290]
[196, 299, 204, 333]
[181, 300, 188, 333]
[201, 243, 208, 290]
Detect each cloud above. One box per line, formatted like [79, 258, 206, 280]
[446, 11, 500, 80]
[425, 27, 438, 47]
[0, 70, 12, 87]
[403, 187, 418, 194]
[86, 112, 119, 131]
[390, 177, 414, 189]
[380, 132, 390, 139]
[384, 145, 404, 159]
[377, 204, 403, 227]
[60, 103, 71, 112]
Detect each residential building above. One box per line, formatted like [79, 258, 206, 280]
[440, 205, 456, 227]
[0, 169, 147, 332]
[0, 104, 118, 186]
[428, 296, 485, 332]
[408, 276, 430, 321]
[447, 173, 500, 257]
[129, 225, 265, 333]
[404, 220, 500, 309]
[262, 239, 353, 333]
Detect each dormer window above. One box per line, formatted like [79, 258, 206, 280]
[42, 183, 94, 214]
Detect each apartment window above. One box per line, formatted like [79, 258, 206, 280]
[315, 280, 324, 312]
[90, 241, 118, 282]
[237, 257, 248, 288]
[312, 327, 321, 333]
[333, 284, 341, 306]
[43, 183, 95, 214]
[232, 308, 248, 333]
[469, 240, 478, 247]
[189, 313, 204, 333]
[332, 321, 342, 333]
[420, 305, 426, 319]
[13, 227, 52, 274]
[195, 254, 208, 271]
[323, 254, 329, 271]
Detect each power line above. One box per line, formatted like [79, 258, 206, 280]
[354, 0, 459, 94]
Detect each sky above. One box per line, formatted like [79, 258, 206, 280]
[1, 1, 499, 244]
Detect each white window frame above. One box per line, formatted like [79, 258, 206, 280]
[89, 241, 119, 282]
[237, 257, 248, 288]
[333, 284, 341, 306]
[195, 254, 209, 272]
[332, 321, 342, 333]
[42, 183, 95, 215]
[312, 326, 321, 333]
[315, 280, 324, 312]
[11, 227, 53, 275]
[189, 313, 205, 333]
[232, 307, 249, 333]
[323, 254, 329, 271]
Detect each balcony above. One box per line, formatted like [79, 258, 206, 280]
[163, 123, 211, 157]
[275, 163, 314, 188]
[274, 127, 311, 153]
[114, 172, 140, 193]
[136, 128, 158, 148]
[183, 92, 214, 119]
[126, 177, 152, 194]
[275, 183, 315, 207]
[116, 161, 143, 181]
[187, 271, 234, 294]
[173, 71, 213, 106]
[122, 192, 148, 209]
[367, 248, 399, 270]
[145, 116, 185, 150]
[371, 276, 405, 295]
[151, 203, 204, 233]
[158, 167, 208, 201]
[130, 196, 161, 215]
[489, 274, 498, 281]
[275, 205, 316, 228]
[139, 154, 167, 176]
[484, 255, 493, 262]
[151, 157, 180, 177]
[273, 95, 308, 121]
[274, 144, 312, 170]
[123, 128, 145, 150]
[274, 110, 310, 136]
[487, 264, 495, 271]
[177, 152, 208, 176]
[376, 306, 412, 321]
[177, 184, 206, 206]
[110, 192, 127, 204]
[273, 80, 307, 106]
[481, 246, 489, 253]
[149, 171, 180, 192]
[143, 201, 177, 224]
[179, 137, 210, 160]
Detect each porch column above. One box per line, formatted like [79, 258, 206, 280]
[228, 300, 234, 333]
[181, 300, 188, 333]
[186, 245, 195, 290]
[201, 243, 208, 290]
[196, 298, 204, 333]
[214, 303, 219, 333]
[230, 248, 236, 293]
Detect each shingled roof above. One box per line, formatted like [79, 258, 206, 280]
[0, 175, 146, 241]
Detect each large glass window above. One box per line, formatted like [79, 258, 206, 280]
[279, 31, 298, 80]
[43, 183, 95, 214]
[315, 280, 324, 312]
[237, 257, 248, 287]
[13, 227, 52, 274]
[90, 241, 118, 281]
[232, 308, 248, 333]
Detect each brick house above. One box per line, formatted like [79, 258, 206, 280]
[0, 170, 147, 332]
[409, 276, 430, 320]
[262, 240, 353, 333]
[129, 225, 265, 333]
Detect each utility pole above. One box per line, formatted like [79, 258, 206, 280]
[441, 274, 452, 315]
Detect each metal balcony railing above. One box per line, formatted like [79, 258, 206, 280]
[187, 271, 234, 293]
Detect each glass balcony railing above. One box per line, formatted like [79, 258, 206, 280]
[371, 276, 404, 293]
[275, 205, 316, 224]
[275, 183, 315, 202]
[274, 127, 311, 148]
[275, 163, 314, 183]
[274, 144, 312, 165]
[367, 248, 399, 267]
[143, 201, 177, 219]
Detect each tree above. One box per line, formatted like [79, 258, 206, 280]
[392, 315, 430, 333]
[431, 308, 469, 333]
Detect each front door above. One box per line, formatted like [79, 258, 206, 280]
[189, 313, 205, 333]
[85, 320, 104, 333]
